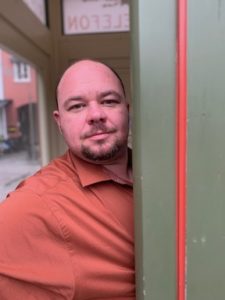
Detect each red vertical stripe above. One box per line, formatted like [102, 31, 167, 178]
[176, 0, 187, 300]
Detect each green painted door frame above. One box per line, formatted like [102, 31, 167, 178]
[187, 1, 225, 299]
[131, 1, 225, 299]
[131, 1, 177, 299]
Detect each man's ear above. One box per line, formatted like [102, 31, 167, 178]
[53, 110, 62, 134]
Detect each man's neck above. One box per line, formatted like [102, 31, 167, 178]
[103, 149, 133, 184]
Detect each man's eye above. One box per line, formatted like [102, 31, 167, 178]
[102, 99, 119, 106]
[68, 103, 86, 111]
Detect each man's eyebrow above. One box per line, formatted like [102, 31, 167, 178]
[63, 96, 84, 107]
[99, 90, 123, 98]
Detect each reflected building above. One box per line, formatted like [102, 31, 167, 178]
[0, 49, 39, 159]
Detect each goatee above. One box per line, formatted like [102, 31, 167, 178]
[81, 141, 123, 162]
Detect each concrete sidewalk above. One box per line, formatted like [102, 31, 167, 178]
[0, 151, 41, 201]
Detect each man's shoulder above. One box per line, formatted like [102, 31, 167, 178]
[10, 151, 80, 197]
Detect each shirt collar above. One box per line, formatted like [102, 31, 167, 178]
[67, 148, 132, 187]
[67, 150, 111, 187]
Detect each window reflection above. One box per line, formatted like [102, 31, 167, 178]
[0, 49, 41, 201]
[12, 59, 31, 82]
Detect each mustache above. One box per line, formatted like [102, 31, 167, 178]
[82, 123, 116, 139]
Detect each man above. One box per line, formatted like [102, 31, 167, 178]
[0, 59, 135, 299]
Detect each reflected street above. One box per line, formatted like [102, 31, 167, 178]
[0, 151, 40, 201]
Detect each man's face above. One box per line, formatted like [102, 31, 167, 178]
[54, 61, 129, 164]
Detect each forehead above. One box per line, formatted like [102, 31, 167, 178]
[57, 61, 123, 101]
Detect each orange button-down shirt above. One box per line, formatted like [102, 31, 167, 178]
[0, 150, 135, 300]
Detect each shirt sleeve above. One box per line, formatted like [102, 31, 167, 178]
[0, 190, 75, 300]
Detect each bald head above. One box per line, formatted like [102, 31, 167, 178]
[56, 59, 126, 108]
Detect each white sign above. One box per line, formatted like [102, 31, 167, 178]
[63, 0, 130, 35]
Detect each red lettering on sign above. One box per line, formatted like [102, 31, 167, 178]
[123, 13, 129, 28]
[114, 14, 122, 29]
[91, 15, 100, 29]
[68, 16, 78, 30]
[102, 14, 111, 29]
[66, 12, 129, 33]
[80, 15, 90, 30]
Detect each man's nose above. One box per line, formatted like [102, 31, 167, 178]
[86, 103, 106, 124]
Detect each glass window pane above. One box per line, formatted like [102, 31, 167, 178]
[0, 49, 41, 201]
[22, 0, 47, 26]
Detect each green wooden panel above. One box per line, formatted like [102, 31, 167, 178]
[187, 1, 225, 299]
[130, 1, 176, 299]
